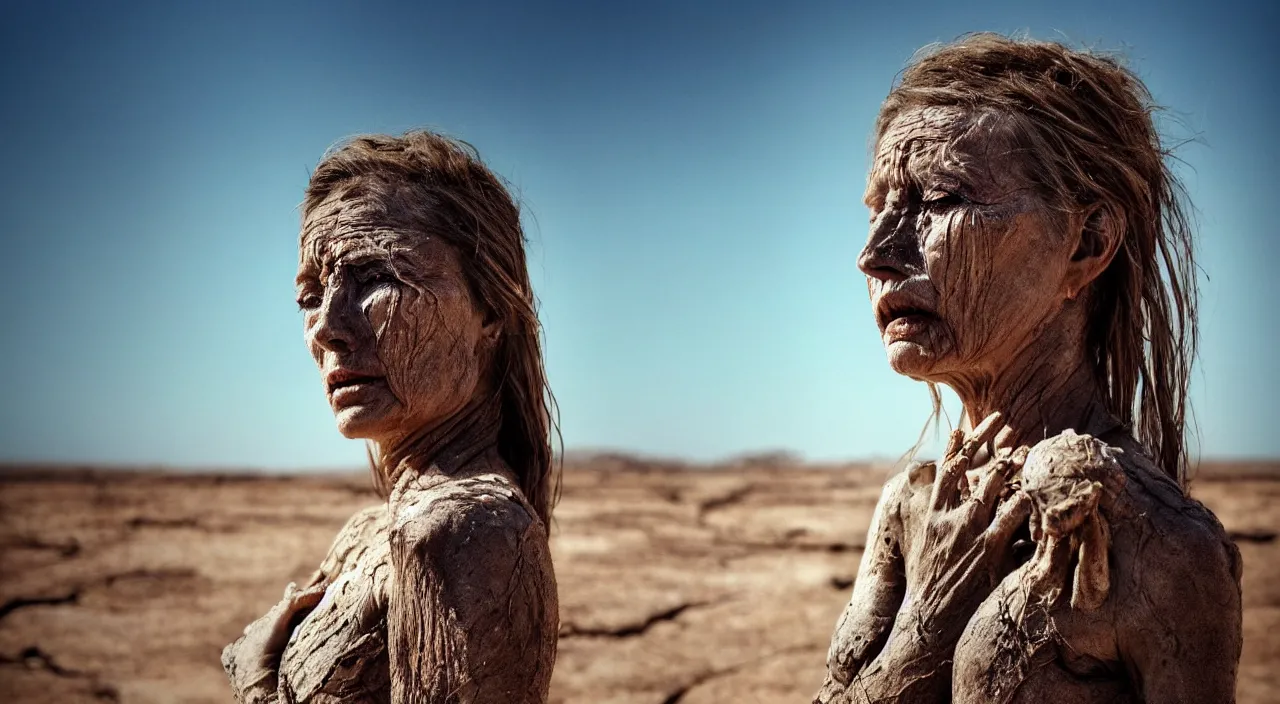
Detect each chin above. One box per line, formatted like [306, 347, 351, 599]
[333, 406, 394, 440]
[885, 340, 940, 379]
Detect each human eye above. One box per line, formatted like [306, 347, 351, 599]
[358, 267, 398, 288]
[296, 290, 322, 311]
[921, 188, 971, 210]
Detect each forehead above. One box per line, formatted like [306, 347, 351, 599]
[297, 188, 459, 276]
[868, 106, 1024, 194]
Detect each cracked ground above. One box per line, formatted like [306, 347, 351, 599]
[1, 457, 1277, 703]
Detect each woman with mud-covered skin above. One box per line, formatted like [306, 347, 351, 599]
[221, 131, 559, 703]
[817, 35, 1242, 703]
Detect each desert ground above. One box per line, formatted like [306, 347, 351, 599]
[1, 456, 1276, 703]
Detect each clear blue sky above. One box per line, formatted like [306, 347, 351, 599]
[1, 0, 1275, 469]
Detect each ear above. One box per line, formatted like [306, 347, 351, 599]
[1062, 202, 1122, 301]
[479, 310, 502, 347]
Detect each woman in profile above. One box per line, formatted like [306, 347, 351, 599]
[818, 35, 1242, 702]
[221, 131, 560, 703]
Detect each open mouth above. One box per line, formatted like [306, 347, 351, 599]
[327, 375, 384, 394]
[876, 290, 938, 337]
[879, 302, 938, 330]
[885, 305, 934, 324]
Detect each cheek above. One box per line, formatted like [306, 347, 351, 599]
[364, 286, 397, 337]
[925, 208, 1069, 360]
[373, 285, 484, 411]
[922, 208, 1009, 355]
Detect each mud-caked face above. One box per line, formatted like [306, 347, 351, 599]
[858, 106, 1076, 382]
[295, 187, 495, 445]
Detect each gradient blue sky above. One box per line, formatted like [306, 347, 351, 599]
[1, 0, 1275, 469]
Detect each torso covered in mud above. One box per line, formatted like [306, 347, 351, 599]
[907, 433, 1241, 703]
[822, 430, 1242, 703]
[278, 503, 392, 703]
[275, 472, 557, 704]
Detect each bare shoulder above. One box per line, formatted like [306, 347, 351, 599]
[383, 472, 558, 703]
[388, 472, 547, 568]
[1105, 438, 1242, 629]
[1111, 438, 1239, 574]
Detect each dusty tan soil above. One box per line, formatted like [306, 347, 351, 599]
[1, 457, 1276, 703]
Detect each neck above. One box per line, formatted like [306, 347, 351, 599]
[942, 303, 1120, 450]
[376, 394, 503, 493]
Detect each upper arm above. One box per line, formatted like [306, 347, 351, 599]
[1119, 525, 1242, 703]
[387, 494, 558, 704]
[824, 470, 911, 684]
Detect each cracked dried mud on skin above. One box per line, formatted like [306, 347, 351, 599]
[221, 133, 560, 704]
[823, 36, 1242, 702]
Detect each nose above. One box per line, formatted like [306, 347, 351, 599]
[857, 208, 916, 283]
[309, 283, 359, 355]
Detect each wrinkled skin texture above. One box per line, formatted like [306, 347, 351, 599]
[221, 187, 558, 703]
[816, 106, 1242, 702]
[295, 188, 495, 454]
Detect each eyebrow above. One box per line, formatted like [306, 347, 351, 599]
[294, 249, 390, 287]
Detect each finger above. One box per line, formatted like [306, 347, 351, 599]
[932, 458, 968, 510]
[942, 428, 964, 461]
[264, 583, 328, 631]
[260, 585, 329, 655]
[303, 569, 328, 588]
[963, 467, 982, 500]
[1072, 513, 1111, 611]
[961, 412, 1003, 461]
[993, 425, 1017, 453]
[985, 491, 1032, 552]
[1028, 533, 1074, 599]
[935, 417, 1003, 510]
[977, 451, 1025, 509]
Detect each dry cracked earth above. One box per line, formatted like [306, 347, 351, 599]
[1, 455, 1277, 703]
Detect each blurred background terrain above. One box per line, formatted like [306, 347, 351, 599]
[2, 457, 1276, 703]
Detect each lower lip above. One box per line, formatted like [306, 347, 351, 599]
[330, 379, 386, 404]
[885, 314, 935, 338]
